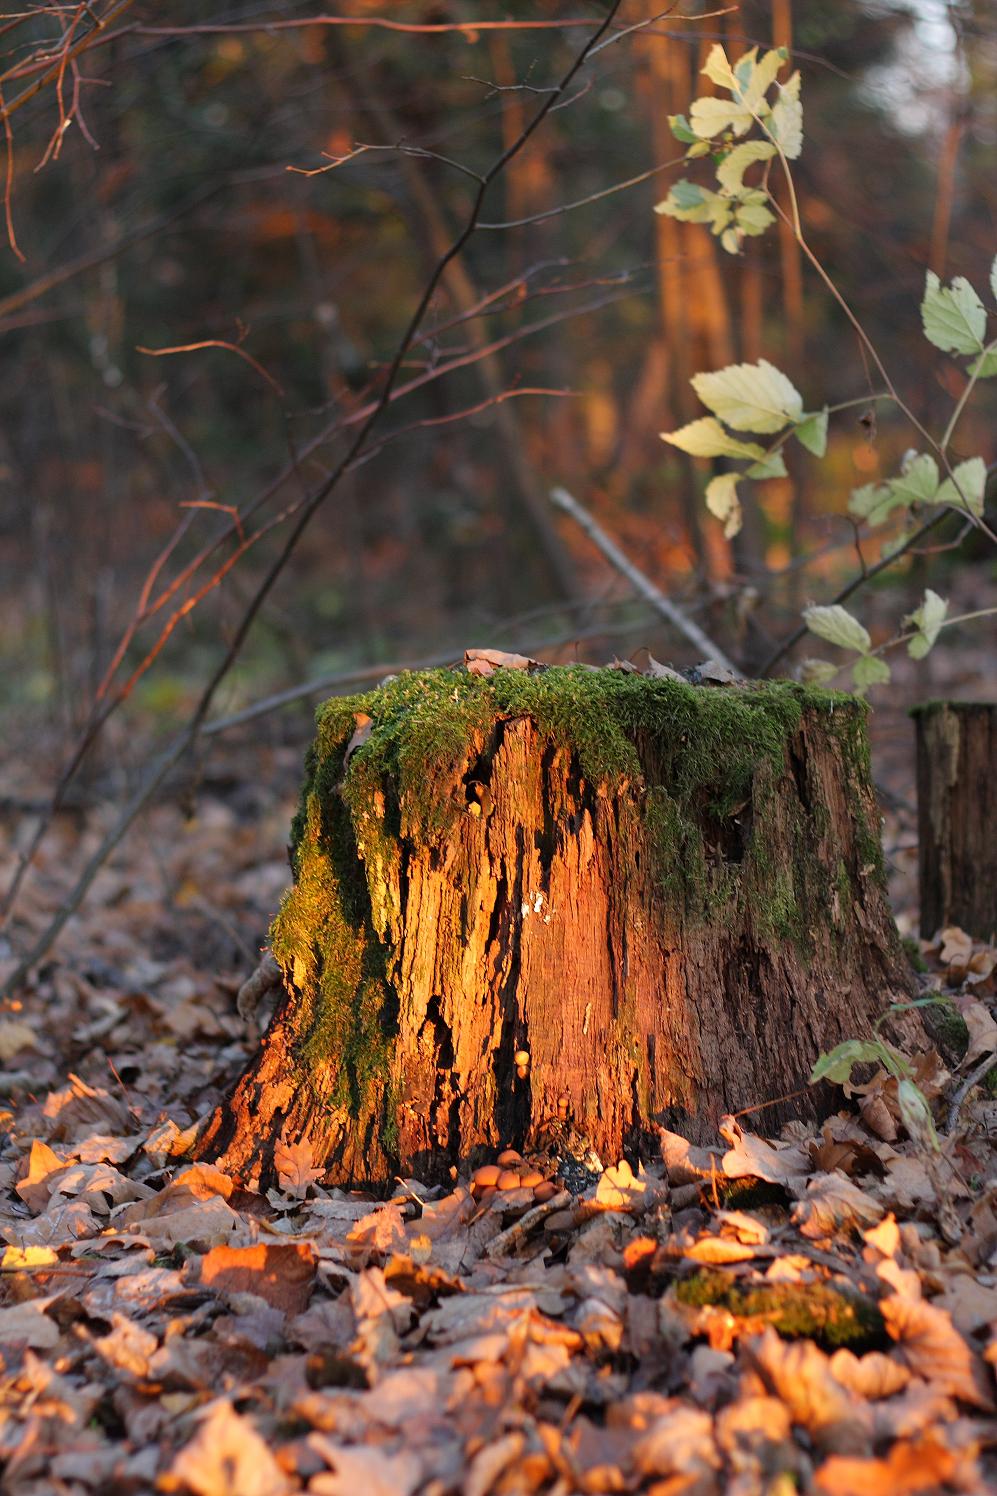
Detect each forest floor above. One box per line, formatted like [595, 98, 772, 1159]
[0, 639, 995, 1496]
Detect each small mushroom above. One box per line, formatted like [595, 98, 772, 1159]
[519, 1169, 543, 1189]
[472, 1164, 501, 1191]
[533, 1180, 559, 1203]
[496, 1148, 522, 1167]
[496, 1169, 522, 1191]
[514, 1049, 530, 1067]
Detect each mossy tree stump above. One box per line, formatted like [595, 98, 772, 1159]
[199, 667, 917, 1188]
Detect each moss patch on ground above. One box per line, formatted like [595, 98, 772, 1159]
[676, 1268, 887, 1350]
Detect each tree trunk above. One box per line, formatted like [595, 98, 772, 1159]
[914, 700, 997, 940]
[198, 667, 918, 1190]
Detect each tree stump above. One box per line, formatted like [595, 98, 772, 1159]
[198, 666, 917, 1189]
[914, 701, 997, 940]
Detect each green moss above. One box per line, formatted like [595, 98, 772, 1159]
[676, 1268, 887, 1350]
[921, 993, 997, 1096]
[901, 935, 929, 974]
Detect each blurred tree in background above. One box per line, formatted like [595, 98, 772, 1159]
[0, 0, 994, 745]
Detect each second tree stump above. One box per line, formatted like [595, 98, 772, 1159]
[199, 666, 917, 1188]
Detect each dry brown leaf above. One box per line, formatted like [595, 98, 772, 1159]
[0, 1019, 38, 1061]
[0, 1297, 59, 1348]
[815, 1431, 968, 1495]
[199, 1241, 317, 1315]
[15, 1138, 65, 1212]
[162, 1398, 289, 1496]
[631, 1404, 721, 1482]
[464, 647, 539, 677]
[793, 1172, 884, 1238]
[719, 1120, 810, 1189]
[307, 1436, 424, 1496]
[683, 1236, 759, 1264]
[828, 1348, 911, 1399]
[955, 998, 997, 1067]
[658, 1126, 722, 1183]
[273, 1131, 323, 1196]
[746, 1327, 868, 1454]
[881, 1293, 996, 1410]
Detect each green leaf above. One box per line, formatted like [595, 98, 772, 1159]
[803, 604, 871, 655]
[689, 95, 754, 140]
[734, 199, 776, 236]
[798, 658, 839, 686]
[849, 482, 901, 527]
[793, 408, 828, 457]
[967, 345, 997, 379]
[704, 473, 742, 537]
[654, 180, 724, 224]
[741, 47, 786, 110]
[668, 113, 699, 144]
[936, 455, 987, 517]
[701, 43, 736, 91]
[904, 588, 948, 659]
[720, 226, 742, 255]
[745, 451, 787, 480]
[716, 141, 776, 193]
[691, 358, 803, 433]
[769, 72, 802, 159]
[852, 655, 891, 693]
[810, 1038, 887, 1088]
[897, 1079, 940, 1152]
[921, 270, 986, 354]
[661, 417, 766, 461]
[887, 453, 940, 508]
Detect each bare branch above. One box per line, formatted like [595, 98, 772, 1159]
[550, 487, 737, 672]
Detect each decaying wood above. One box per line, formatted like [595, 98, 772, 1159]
[198, 670, 919, 1189]
[914, 701, 997, 940]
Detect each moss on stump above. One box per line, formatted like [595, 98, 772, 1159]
[198, 666, 918, 1189]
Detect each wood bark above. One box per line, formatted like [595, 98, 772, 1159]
[915, 701, 997, 940]
[198, 670, 918, 1190]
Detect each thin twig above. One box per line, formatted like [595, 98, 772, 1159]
[945, 1050, 997, 1135]
[550, 487, 736, 671]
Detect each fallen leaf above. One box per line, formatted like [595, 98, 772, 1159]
[815, 1431, 968, 1495]
[464, 647, 540, 676]
[162, 1398, 289, 1496]
[881, 1294, 996, 1410]
[199, 1242, 316, 1315]
[273, 1131, 323, 1196]
[0, 1298, 60, 1348]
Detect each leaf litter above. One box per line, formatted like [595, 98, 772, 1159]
[0, 726, 996, 1493]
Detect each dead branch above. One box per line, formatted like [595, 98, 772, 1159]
[550, 486, 737, 671]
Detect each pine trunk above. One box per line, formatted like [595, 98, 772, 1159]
[915, 700, 997, 940]
[198, 667, 918, 1189]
